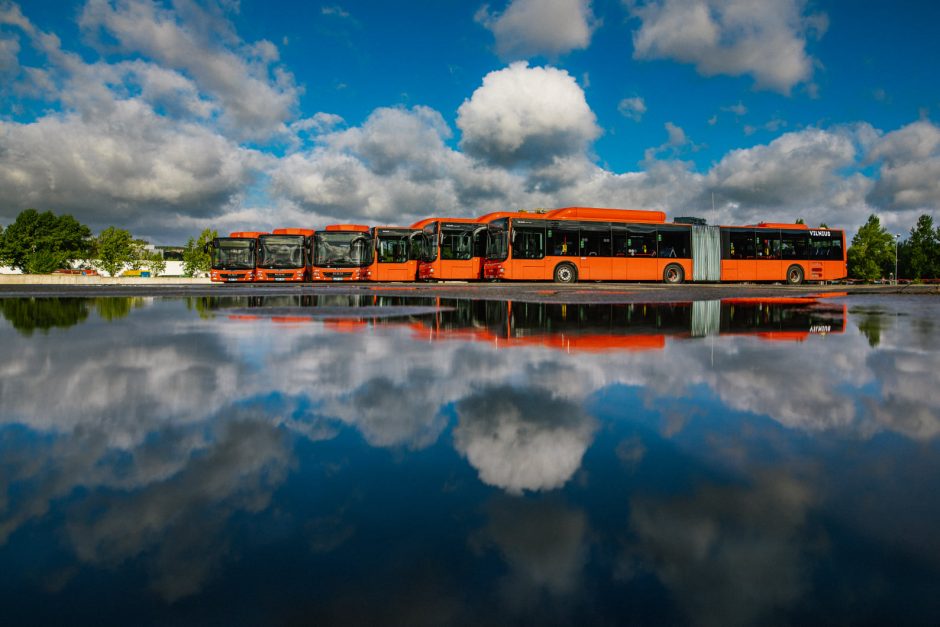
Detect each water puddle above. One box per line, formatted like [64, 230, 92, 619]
[0, 294, 937, 625]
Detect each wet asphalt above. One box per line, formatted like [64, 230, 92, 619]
[0, 281, 936, 303]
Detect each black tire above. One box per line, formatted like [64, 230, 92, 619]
[786, 265, 804, 285]
[663, 263, 684, 284]
[554, 263, 578, 284]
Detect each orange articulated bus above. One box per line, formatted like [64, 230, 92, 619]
[310, 224, 374, 281]
[207, 231, 267, 282]
[255, 228, 315, 282]
[482, 207, 690, 283]
[483, 208, 846, 284]
[370, 226, 423, 281]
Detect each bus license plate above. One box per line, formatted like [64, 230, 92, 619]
[332, 277, 344, 281]
[227, 278, 237, 282]
[275, 278, 285, 281]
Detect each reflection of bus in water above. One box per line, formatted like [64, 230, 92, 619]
[483, 208, 846, 284]
[408, 298, 844, 350]
[207, 231, 266, 282]
[255, 229, 315, 282]
[201, 295, 845, 350]
[310, 225, 375, 282]
[371, 227, 423, 281]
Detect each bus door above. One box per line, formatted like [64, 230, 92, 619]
[439, 224, 477, 279]
[722, 228, 757, 281]
[579, 223, 612, 280]
[547, 222, 580, 279]
[626, 225, 658, 280]
[754, 230, 783, 281]
[611, 227, 628, 280]
[511, 219, 547, 280]
[373, 229, 417, 281]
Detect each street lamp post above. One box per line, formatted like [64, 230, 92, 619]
[894, 234, 900, 285]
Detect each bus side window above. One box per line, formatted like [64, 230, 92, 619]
[728, 230, 755, 259]
[613, 231, 627, 256]
[580, 229, 610, 257]
[515, 227, 545, 259]
[548, 227, 578, 257]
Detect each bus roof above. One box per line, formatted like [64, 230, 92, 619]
[373, 226, 419, 234]
[543, 207, 667, 223]
[410, 216, 479, 228]
[750, 222, 810, 229]
[228, 231, 267, 238]
[476, 210, 545, 223]
[325, 224, 370, 232]
[272, 228, 315, 236]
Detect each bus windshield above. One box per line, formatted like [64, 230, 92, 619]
[212, 239, 255, 269]
[486, 219, 508, 261]
[376, 234, 411, 263]
[314, 232, 374, 267]
[440, 227, 474, 260]
[259, 235, 305, 269]
[421, 223, 439, 262]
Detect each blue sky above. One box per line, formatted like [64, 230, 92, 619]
[1, 0, 939, 244]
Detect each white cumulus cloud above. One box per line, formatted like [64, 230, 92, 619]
[457, 62, 600, 167]
[705, 127, 872, 227]
[866, 120, 940, 213]
[78, 0, 299, 140]
[477, 0, 597, 59]
[628, 0, 826, 94]
[618, 96, 647, 121]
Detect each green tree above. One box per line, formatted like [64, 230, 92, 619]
[905, 214, 939, 279]
[0, 209, 92, 273]
[144, 249, 167, 277]
[182, 228, 216, 277]
[847, 215, 895, 281]
[96, 226, 136, 277]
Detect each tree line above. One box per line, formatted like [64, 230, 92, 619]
[0, 209, 216, 277]
[848, 213, 940, 282]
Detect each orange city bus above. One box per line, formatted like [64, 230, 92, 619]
[483, 208, 846, 284]
[207, 231, 267, 282]
[255, 228, 315, 282]
[415, 217, 488, 281]
[310, 224, 374, 281]
[369, 226, 422, 281]
[414, 211, 531, 281]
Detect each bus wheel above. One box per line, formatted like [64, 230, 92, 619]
[663, 263, 684, 284]
[786, 265, 804, 285]
[554, 263, 578, 283]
